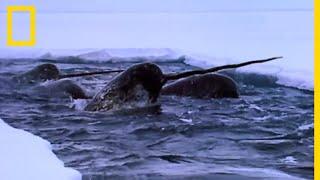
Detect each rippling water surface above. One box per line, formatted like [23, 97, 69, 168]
[0, 59, 313, 179]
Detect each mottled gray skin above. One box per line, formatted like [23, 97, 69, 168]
[13, 63, 60, 83]
[85, 63, 163, 112]
[34, 79, 89, 99]
[162, 73, 239, 98]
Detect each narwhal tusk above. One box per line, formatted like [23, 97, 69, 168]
[58, 69, 124, 79]
[163, 56, 283, 82]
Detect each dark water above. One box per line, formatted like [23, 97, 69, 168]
[0, 58, 314, 180]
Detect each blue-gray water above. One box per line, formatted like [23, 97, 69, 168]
[0, 58, 313, 179]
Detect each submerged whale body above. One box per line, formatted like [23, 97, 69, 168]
[33, 79, 89, 99]
[85, 63, 164, 111]
[13, 63, 88, 99]
[13, 63, 60, 83]
[12, 63, 125, 100]
[162, 74, 239, 98]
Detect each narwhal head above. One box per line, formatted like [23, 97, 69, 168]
[14, 63, 60, 83]
[31, 63, 60, 81]
[85, 63, 164, 112]
[127, 63, 164, 102]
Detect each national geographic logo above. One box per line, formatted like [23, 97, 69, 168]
[6, 6, 36, 47]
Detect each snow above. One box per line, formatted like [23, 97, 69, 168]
[0, 48, 180, 60]
[183, 53, 314, 90]
[77, 49, 111, 61]
[0, 118, 81, 180]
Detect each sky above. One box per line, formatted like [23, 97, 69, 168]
[0, 0, 314, 13]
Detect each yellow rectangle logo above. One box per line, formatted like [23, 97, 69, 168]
[7, 6, 36, 47]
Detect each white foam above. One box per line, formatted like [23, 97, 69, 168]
[179, 118, 193, 123]
[281, 156, 298, 165]
[0, 118, 81, 180]
[71, 99, 89, 110]
[298, 123, 314, 131]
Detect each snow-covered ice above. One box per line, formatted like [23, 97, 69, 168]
[0, 118, 81, 180]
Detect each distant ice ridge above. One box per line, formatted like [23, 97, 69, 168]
[0, 48, 181, 61]
[0, 48, 313, 90]
[0, 118, 81, 180]
[183, 52, 314, 91]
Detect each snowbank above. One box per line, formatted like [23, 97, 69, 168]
[0, 118, 81, 180]
[0, 48, 180, 61]
[183, 53, 314, 90]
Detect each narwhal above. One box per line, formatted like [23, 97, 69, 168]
[84, 57, 282, 112]
[161, 73, 239, 98]
[13, 63, 123, 83]
[12, 63, 122, 99]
